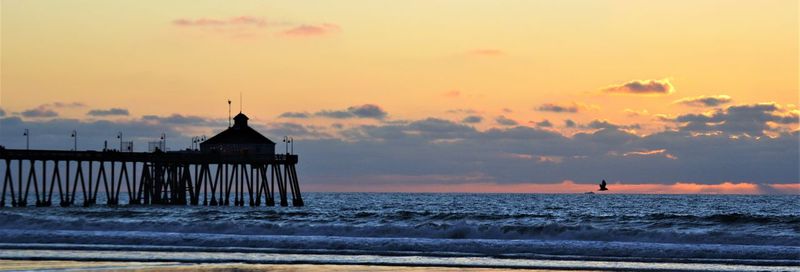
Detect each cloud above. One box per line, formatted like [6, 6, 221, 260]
[462, 115, 483, 124]
[21, 107, 58, 118]
[564, 119, 576, 128]
[537, 102, 598, 113]
[349, 104, 387, 119]
[315, 104, 388, 120]
[256, 122, 333, 140]
[673, 102, 798, 136]
[534, 120, 553, 127]
[2, 109, 797, 188]
[87, 108, 129, 116]
[468, 49, 504, 57]
[622, 149, 678, 160]
[51, 102, 86, 108]
[282, 23, 340, 37]
[495, 115, 518, 126]
[172, 16, 268, 27]
[586, 120, 640, 130]
[538, 103, 579, 113]
[18, 102, 87, 119]
[279, 112, 310, 118]
[446, 108, 478, 114]
[0, 108, 5, 117]
[674, 95, 732, 107]
[603, 79, 674, 95]
[315, 110, 353, 119]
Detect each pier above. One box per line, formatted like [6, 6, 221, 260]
[0, 112, 304, 207]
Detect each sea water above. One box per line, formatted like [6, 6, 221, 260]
[0, 193, 798, 271]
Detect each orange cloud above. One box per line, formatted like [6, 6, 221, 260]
[623, 149, 678, 160]
[769, 183, 800, 193]
[172, 16, 268, 27]
[282, 23, 340, 37]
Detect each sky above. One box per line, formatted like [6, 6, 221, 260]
[1, 0, 798, 194]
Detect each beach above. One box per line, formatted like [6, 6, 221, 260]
[0, 261, 583, 272]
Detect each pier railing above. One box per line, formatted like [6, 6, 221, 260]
[0, 148, 303, 208]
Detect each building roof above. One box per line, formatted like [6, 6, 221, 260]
[200, 113, 275, 145]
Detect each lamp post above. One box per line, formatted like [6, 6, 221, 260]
[117, 132, 123, 151]
[160, 133, 166, 152]
[23, 129, 29, 150]
[70, 130, 77, 151]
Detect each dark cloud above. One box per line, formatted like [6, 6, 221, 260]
[462, 115, 483, 124]
[278, 112, 310, 118]
[19, 102, 87, 119]
[254, 122, 333, 140]
[313, 118, 796, 186]
[564, 119, 576, 128]
[349, 104, 387, 119]
[495, 116, 518, 126]
[1, 105, 796, 188]
[21, 107, 58, 118]
[534, 120, 553, 127]
[315, 104, 387, 120]
[674, 95, 732, 107]
[603, 79, 674, 95]
[446, 108, 478, 114]
[51, 102, 86, 108]
[315, 110, 353, 119]
[537, 103, 579, 113]
[673, 103, 798, 136]
[0, 108, 5, 117]
[87, 108, 129, 116]
[0, 116, 188, 151]
[586, 120, 641, 130]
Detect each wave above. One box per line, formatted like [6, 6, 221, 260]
[0, 230, 798, 263]
[0, 210, 797, 247]
[634, 213, 800, 225]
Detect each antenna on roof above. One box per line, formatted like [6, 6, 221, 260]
[228, 99, 232, 128]
[240, 92, 243, 113]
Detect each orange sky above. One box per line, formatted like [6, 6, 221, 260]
[0, 1, 798, 194]
[1, 1, 797, 130]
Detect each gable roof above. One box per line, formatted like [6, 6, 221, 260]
[200, 113, 275, 145]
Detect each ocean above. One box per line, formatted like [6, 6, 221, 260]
[0, 193, 798, 271]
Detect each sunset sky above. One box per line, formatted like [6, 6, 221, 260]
[1, 0, 798, 194]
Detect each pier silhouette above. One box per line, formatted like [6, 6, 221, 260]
[0, 112, 304, 207]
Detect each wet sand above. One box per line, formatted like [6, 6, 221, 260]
[0, 260, 575, 271]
